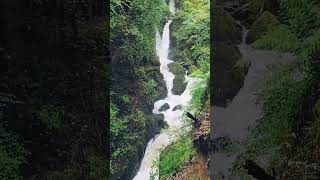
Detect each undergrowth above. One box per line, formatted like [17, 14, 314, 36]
[252, 25, 301, 53]
[155, 135, 194, 179]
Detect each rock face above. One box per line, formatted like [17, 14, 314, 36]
[214, 7, 242, 44]
[159, 103, 170, 111]
[212, 7, 249, 106]
[246, 11, 279, 44]
[213, 42, 247, 106]
[168, 62, 187, 95]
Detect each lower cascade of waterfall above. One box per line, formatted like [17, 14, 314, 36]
[132, 1, 201, 179]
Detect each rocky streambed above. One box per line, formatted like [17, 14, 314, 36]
[210, 1, 298, 179]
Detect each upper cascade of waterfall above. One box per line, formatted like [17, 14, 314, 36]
[169, 0, 176, 14]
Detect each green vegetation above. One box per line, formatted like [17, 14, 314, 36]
[157, 136, 193, 179]
[279, 0, 320, 38]
[233, 0, 320, 178]
[255, 67, 305, 162]
[154, 0, 210, 179]
[191, 81, 208, 109]
[0, 128, 27, 180]
[110, 0, 171, 179]
[246, 11, 280, 44]
[252, 25, 300, 53]
[173, 0, 210, 74]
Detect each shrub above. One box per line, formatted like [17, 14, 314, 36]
[252, 24, 301, 53]
[156, 136, 193, 179]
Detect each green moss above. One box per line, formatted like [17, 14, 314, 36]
[168, 62, 185, 76]
[247, 11, 279, 44]
[252, 24, 301, 53]
[214, 7, 242, 43]
[172, 75, 187, 95]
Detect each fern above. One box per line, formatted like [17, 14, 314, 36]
[252, 24, 301, 53]
[280, 0, 320, 38]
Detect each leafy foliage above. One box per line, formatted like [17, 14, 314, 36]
[173, 0, 210, 73]
[254, 67, 305, 159]
[279, 0, 320, 38]
[110, 0, 170, 178]
[0, 127, 27, 180]
[191, 80, 208, 109]
[156, 136, 193, 179]
[111, 0, 170, 64]
[252, 24, 301, 53]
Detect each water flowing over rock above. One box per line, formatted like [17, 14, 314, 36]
[211, 20, 297, 179]
[133, 1, 201, 179]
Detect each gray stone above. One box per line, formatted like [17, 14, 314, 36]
[159, 103, 170, 111]
[173, 105, 183, 111]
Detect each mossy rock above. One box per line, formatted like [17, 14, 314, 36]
[145, 114, 166, 140]
[246, 11, 279, 44]
[168, 62, 187, 95]
[172, 75, 187, 95]
[214, 7, 242, 44]
[159, 103, 170, 111]
[168, 62, 186, 76]
[173, 105, 182, 111]
[213, 42, 246, 106]
[234, 0, 279, 26]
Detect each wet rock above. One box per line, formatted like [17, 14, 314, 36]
[168, 62, 187, 95]
[213, 42, 247, 106]
[168, 62, 186, 75]
[246, 11, 279, 44]
[145, 114, 166, 138]
[173, 105, 182, 111]
[159, 103, 170, 111]
[214, 7, 242, 44]
[172, 75, 187, 95]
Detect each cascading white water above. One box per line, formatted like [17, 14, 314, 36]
[133, 1, 200, 179]
[169, 0, 176, 15]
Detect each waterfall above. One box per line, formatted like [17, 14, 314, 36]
[169, 0, 176, 14]
[132, 1, 200, 179]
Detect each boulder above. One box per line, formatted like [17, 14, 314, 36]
[214, 7, 242, 44]
[246, 11, 279, 44]
[213, 42, 247, 106]
[173, 105, 183, 111]
[159, 103, 170, 111]
[172, 75, 187, 95]
[168, 62, 186, 76]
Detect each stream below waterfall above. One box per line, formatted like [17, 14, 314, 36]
[210, 23, 297, 179]
[133, 0, 201, 179]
